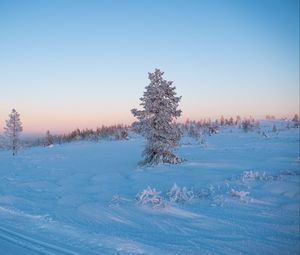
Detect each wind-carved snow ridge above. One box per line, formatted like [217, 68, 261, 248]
[0, 206, 54, 223]
[136, 187, 165, 209]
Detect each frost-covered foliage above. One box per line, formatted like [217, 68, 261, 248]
[59, 125, 129, 142]
[241, 119, 254, 132]
[114, 128, 129, 140]
[28, 125, 130, 147]
[230, 189, 250, 201]
[180, 120, 218, 143]
[186, 122, 203, 141]
[262, 131, 269, 138]
[292, 114, 299, 122]
[197, 185, 217, 199]
[240, 118, 261, 132]
[131, 69, 182, 165]
[292, 113, 300, 128]
[241, 170, 275, 182]
[136, 187, 165, 209]
[45, 130, 54, 147]
[4, 109, 23, 155]
[167, 183, 194, 203]
[220, 115, 240, 126]
[0, 134, 6, 150]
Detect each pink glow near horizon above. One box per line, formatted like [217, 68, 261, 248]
[0, 106, 297, 135]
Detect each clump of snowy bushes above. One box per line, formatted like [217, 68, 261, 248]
[180, 120, 218, 144]
[134, 167, 300, 210]
[241, 119, 255, 132]
[136, 187, 165, 209]
[179, 115, 262, 143]
[292, 113, 300, 128]
[227, 170, 278, 182]
[241, 170, 275, 182]
[136, 184, 195, 209]
[197, 185, 217, 199]
[28, 125, 130, 148]
[167, 183, 194, 203]
[230, 189, 250, 201]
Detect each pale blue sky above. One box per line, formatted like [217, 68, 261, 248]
[0, 0, 299, 133]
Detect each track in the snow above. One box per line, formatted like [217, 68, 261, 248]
[0, 225, 82, 255]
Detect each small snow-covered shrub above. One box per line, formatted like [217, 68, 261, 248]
[241, 171, 274, 182]
[167, 183, 194, 203]
[292, 114, 300, 128]
[230, 189, 250, 201]
[207, 126, 218, 135]
[241, 120, 254, 132]
[197, 185, 217, 199]
[114, 129, 129, 140]
[136, 187, 165, 209]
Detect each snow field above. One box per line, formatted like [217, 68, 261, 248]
[0, 122, 299, 254]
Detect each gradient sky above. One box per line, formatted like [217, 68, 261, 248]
[0, 0, 299, 134]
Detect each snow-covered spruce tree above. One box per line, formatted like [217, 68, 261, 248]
[131, 69, 182, 165]
[4, 109, 23, 156]
[45, 130, 53, 147]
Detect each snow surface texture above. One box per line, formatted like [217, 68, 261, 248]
[0, 121, 299, 254]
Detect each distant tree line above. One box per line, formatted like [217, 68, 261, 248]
[38, 125, 130, 147]
[1, 109, 299, 157]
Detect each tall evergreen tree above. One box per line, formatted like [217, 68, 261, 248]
[292, 113, 299, 122]
[45, 130, 53, 146]
[4, 109, 23, 155]
[131, 69, 182, 165]
[220, 116, 225, 126]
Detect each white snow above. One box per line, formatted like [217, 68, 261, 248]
[0, 121, 299, 254]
